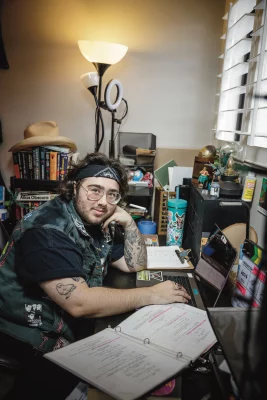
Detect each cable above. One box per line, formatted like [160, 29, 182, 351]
[114, 98, 128, 142]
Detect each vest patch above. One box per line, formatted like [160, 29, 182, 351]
[25, 303, 43, 327]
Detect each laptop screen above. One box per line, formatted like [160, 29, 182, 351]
[195, 226, 237, 291]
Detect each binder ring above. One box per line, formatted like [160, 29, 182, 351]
[115, 326, 121, 332]
[176, 352, 183, 358]
[144, 338, 150, 345]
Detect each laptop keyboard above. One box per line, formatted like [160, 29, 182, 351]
[163, 275, 197, 307]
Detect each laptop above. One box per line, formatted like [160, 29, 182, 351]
[136, 226, 237, 310]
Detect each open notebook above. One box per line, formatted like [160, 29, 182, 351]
[45, 304, 216, 400]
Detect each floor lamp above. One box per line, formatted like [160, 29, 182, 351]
[78, 41, 128, 156]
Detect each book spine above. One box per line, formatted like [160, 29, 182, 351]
[45, 149, 50, 180]
[56, 152, 60, 180]
[39, 147, 45, 180]
[50, 152, 57, 180]
[21, 152, 29, 179]
[59, 153, 68, 181]
[12, 153, 20, 179]
[17, 152, 23, 178]
[32, 147, 40, 179]
[27, 152, 34, 180]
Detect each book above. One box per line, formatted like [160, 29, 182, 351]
[16, 191, 58, 202]
[12, 153, 20, 179]
[45, 304, 216, 400]
[17, 152, 23, 178]
[146, 246, 191, 269]
[32, 147, 40, 179]
[45, 149, 50, 180]
[21, 151, 30, 179]
[39, 147, 46, 180]
[50, 151, 58, 180]
[59, 152, 68, 181]
[27, 152, 34, 180]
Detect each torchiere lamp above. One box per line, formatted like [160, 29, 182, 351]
[78, 40, 128, 157]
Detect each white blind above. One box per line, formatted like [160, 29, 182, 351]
[215, 0, 267, 150]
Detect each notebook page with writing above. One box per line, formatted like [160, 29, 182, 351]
[45, 329, 185, 400]
[147, 246, 189, 269]
[118, 304, 217, 360]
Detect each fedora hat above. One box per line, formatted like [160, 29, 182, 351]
[9, 121, 77, 152]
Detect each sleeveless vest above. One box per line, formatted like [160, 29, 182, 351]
[0, 197, 114, 353]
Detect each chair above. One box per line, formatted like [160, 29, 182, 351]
[0, 221, 21, 373]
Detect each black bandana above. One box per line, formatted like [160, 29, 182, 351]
[74, 165, 120, 183]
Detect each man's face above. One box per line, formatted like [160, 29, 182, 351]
[74, 177, 119, 225]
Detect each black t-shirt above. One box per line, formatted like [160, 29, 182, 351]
[15, 227, 124, 285]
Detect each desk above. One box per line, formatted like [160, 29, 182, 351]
[93, 267, 229, 400]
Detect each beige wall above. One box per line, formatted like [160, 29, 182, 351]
[0, 0, 225, 185]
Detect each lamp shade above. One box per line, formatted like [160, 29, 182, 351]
[78, 40, 128, 65]
[80, 72, 99, 89]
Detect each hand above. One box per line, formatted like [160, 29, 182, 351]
[103, 206, 133, 230]
[149, 280, 191, 305]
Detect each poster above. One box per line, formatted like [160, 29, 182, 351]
[258, 177, 267, 216]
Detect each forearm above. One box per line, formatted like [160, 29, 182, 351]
[74, 286, 152, 318]
[124, 220, 147, 271]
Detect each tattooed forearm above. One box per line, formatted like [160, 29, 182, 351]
[124, 221, 147, 270]
[56, 283, 76, 299]
[72, 277, 85, 283]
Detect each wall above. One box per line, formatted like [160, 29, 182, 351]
[0, 0, 225, 185]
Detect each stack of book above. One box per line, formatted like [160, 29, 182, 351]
[12, 145, 75, 180]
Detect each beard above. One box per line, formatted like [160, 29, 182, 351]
[73, 194, 114, 225]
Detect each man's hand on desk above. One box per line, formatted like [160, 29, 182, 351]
[149, 280, 191, 305]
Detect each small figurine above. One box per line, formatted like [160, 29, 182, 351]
[142, 171, 153, 187]
[198, 167, 210, 188]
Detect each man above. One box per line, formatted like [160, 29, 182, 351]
[0, 152, 190, 399]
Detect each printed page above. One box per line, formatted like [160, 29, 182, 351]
[147, 246, 189, 269]
[118, 304, 217, 360]
[45, 329, 185, 400]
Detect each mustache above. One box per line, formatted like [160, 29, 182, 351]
[93, 206, 107, 211]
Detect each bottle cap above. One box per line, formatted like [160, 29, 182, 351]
[248, 172, 255, 177]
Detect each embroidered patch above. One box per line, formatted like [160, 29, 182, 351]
[53, 337, 70, 350]
[25, 303, 43, 327]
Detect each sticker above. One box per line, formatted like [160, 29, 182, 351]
[150, 271, 163, 281]
[137, 270, 150, 281]
[193, 288, 199, 295]
[187, 273, 193, 278]
[25, 303, 42, 327]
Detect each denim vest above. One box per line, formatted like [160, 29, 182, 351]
[0, 197, 114, 353]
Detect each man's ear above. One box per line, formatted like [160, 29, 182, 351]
[73, 181, 77, 196]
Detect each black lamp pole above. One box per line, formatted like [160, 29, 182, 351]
[92, 62, 110, 152]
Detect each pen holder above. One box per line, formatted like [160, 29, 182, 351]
[166, 199, 187, 246]
[137, 220, 157, 234]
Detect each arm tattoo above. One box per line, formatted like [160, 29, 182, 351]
[72, 277, 85, 283]
[124, 220, 147, 269]
[56, 283, 76, 299]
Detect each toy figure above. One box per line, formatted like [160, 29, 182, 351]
[198, 167, 210, 188]
[142, 171, 153, 187]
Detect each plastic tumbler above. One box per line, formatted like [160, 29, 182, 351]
[166, 199, 187, 246]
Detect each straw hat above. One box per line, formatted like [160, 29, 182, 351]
[9, 121, 77, 152]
